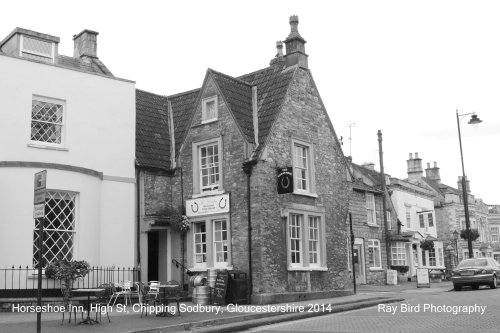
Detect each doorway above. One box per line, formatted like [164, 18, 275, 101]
[353, 241, 366, 284]
[148, 231, 159, 281]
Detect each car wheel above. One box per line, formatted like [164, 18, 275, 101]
[491, 275, 497, 289]
[454, 284, 462, 291]
[472, 284, 479, 290]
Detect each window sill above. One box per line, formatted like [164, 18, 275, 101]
[192, 190, 225, 199]
[367, 224, 380, 228]
[369, 268, 384, 271]
[292, 192, 318, 198]
[27, 143, 68, 152]
[189, 266, 233, 272]
[287, 266, 328, 272]
[201, 119, 218, 125]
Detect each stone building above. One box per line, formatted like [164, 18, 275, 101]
[347, 161, 393, 285]
[135, 16, 352, 303]
[408, 154, 492, 271]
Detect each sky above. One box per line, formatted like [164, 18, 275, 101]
[2, 1, 499, 204]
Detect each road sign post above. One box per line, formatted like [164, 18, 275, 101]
[34, 170, 46, 333]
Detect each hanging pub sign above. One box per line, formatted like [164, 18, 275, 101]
[277, 167, 293, 194]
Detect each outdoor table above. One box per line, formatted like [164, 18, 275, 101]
[72, 288, 105, 325]
[156, 284, 179, 317]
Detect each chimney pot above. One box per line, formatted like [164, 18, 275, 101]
[409, 153, 413, 159]
[434, 162, 437, 167]
[276, 41, 283, 56]
[415, 152, 419, 159]
[427, 163, 430, 168]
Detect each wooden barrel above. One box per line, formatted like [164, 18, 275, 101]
[195, 286, 210, 305]
[189, 275, 207, 287]
[207, 268, 218, 288]
[191, 286, 198, 303]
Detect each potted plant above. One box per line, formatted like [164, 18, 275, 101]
[45, 259, 90, 297]
[460, 228, 480, 242]
[420, 239, 434, 252]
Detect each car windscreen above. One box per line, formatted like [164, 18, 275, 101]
[457, 259, 488, 268]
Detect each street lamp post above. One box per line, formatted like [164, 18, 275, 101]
[456, 109, 482, 259]
[452, 229, 459, 265]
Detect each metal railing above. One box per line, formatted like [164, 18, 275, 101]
[0, 265, 140, 298]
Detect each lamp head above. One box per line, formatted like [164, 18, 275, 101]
[453, 229, 459, 240]
[468, 114, 482, 126]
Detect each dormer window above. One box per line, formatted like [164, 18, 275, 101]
[202, 96, 218, 123]
[20, 35, 55, 63]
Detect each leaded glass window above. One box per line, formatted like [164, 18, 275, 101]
[33, 191, 76, 268]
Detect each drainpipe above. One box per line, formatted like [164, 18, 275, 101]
[242, 159, 257, 304]
[136, 168, 141, 278]
[180, 167, 185, 289]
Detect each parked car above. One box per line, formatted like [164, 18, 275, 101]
[451, 258, 500, 291]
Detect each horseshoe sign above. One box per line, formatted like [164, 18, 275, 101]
[186, 194, 230, 217]
[277, 167, 294, 194]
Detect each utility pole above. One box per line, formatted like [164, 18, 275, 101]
[378, 130, 391, 270]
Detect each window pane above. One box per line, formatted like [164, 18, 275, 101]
[193, 222, 207, 265]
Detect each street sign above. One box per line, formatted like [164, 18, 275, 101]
[33, 204, 45, 219]
[34, 189, 46, 205]
[33, 170, 47, 217]
[34, 171, 46, 191]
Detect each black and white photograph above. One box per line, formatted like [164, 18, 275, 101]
[1, 1, 499, 332]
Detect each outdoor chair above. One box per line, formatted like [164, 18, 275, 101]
[91, 283, 112, 323]
[108, 281, 133, 306]
[163, 280, 183, 316]
[138, 281, 160, 317]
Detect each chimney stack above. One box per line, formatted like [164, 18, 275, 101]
[458, 176, 471, 194]
[283, 15, 308, 68]
[425, 161, 441, 183]
[407, 152, 423, 183]
[269, 41, 285, 66]
[73, 29, 98, 59]
[361, 162, 375, 170]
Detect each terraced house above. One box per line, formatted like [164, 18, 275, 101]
[0, 28, 136, 281]
[136, 16, 353, 304]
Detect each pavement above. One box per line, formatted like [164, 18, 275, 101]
[0, 281, 453, 333]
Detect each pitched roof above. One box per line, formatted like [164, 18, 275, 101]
[238, 64, 297, 155]
[57, 55, 114, 76]
[135, 63, 300, 169]
[168, 88, 200, 156]
[351, 163, 383, 193]
[210, 69, 254, 143]
[135, 89, 170, 170]
[421, 177, 461, 196]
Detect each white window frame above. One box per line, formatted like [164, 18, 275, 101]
[190, 215, 231, 270]
[33, 190, 77, 268]
[192, 137, 223, 196]
[387, 211, 392, 230]
[30, 96, 66, 148]
[285, 207, 326, 271]
[368, 239, 382, 270]
[405, 205, 411, 229]
[201, 95, 218, 123]
[391, 242, 406, 266]
[20, 35, 55, 63]
[491, 227, 499, 243]
[193, 221, 207, 268]
[291, 138, 316, 197]
[366, 193, 377, 226]
[213, 219, 229, 266]
[428, 248, 437, 267]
